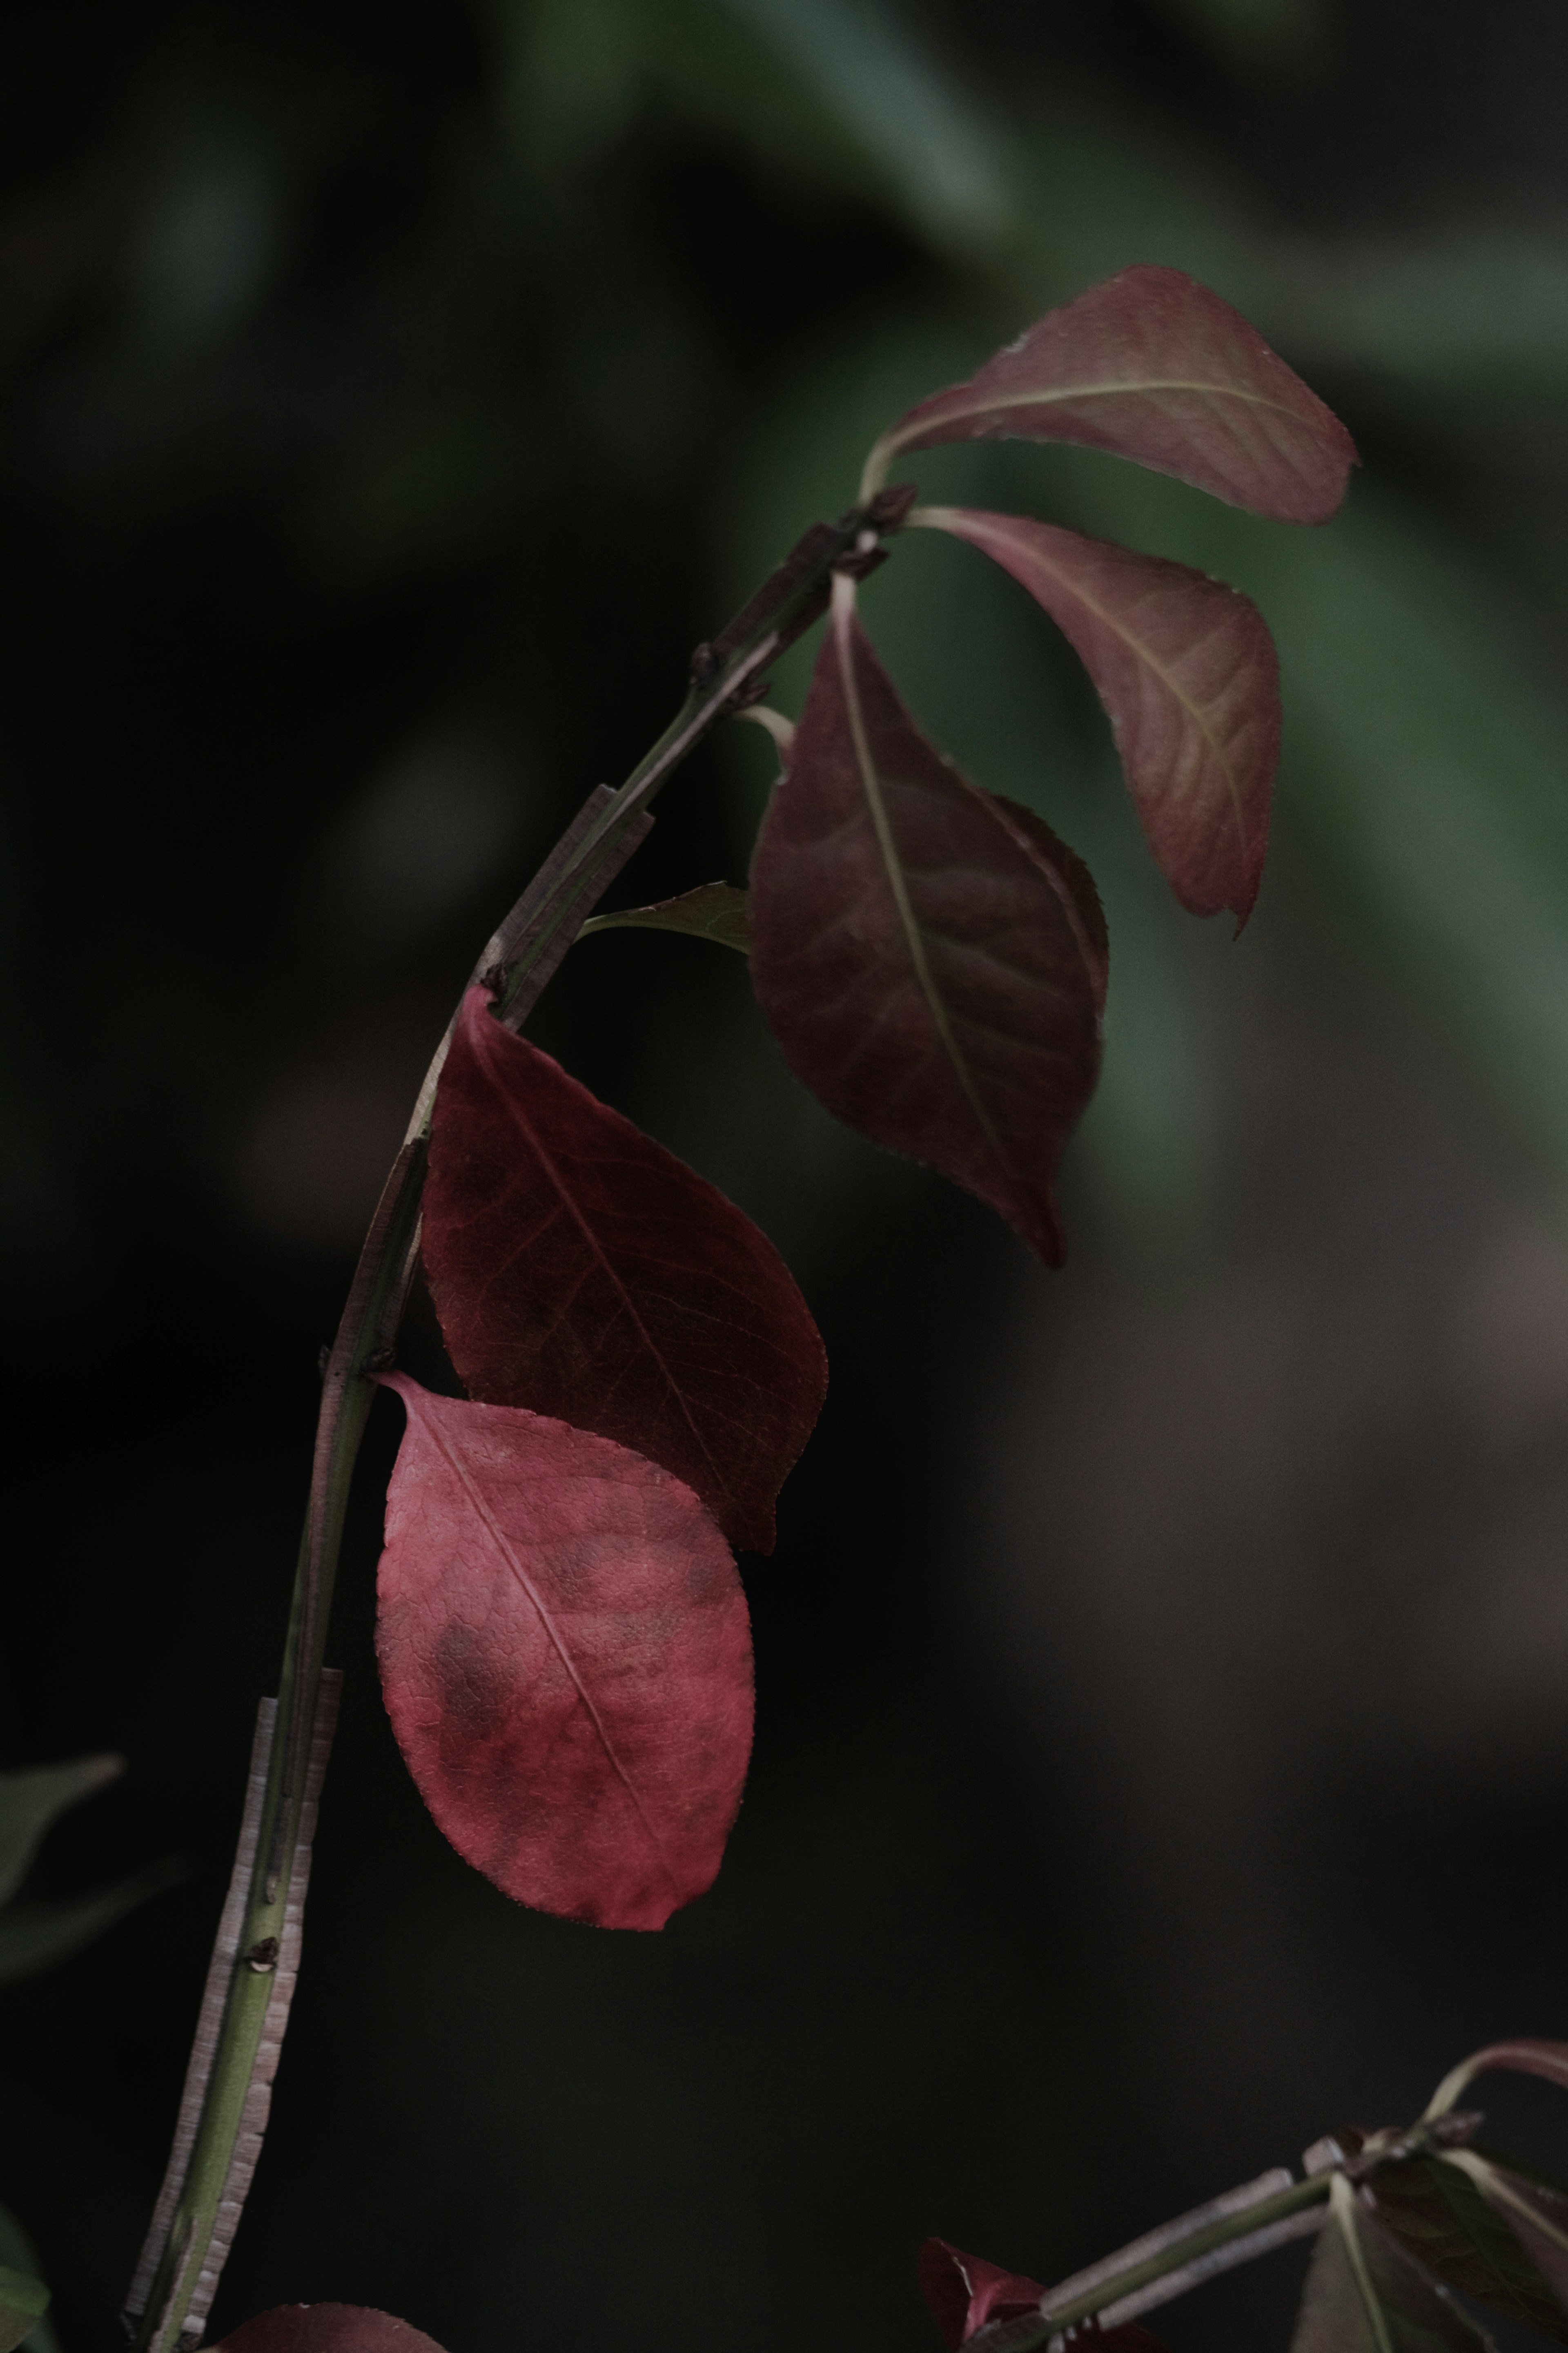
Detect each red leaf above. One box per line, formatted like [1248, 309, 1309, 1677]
[918, 2241, 1045, 2349]
[917, 506, 1279, 925]
[423, 986, 827, 1555]
[748, 577, 1105, 1267]
[216, 2311, 446, 2353]
[374, 1374, 753, 1931]
[862, 266, 1356, 525]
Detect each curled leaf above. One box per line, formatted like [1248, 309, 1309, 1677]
[580, 881, 752, 952]
[1291, 2175, 1492, 2353]
[217, 2310, 447, 2353]
[374, 1375, 753, 1931]
[1427, 2040, 1568, 2117]
[423, 988, 826, 1555]
[916, 506, 1279, 924]
[749, 575, 1105, 1267]
[918, 2242, 1045, 2348]
[862, 266, 1356, 524]
[1369, 2155, 1568, 2342]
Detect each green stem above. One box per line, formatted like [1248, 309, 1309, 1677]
[129, 491, 907, 2351]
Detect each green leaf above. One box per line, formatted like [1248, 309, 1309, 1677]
[0, 1859, 183, 1989]
[1291, 2175, 1493, 2353]
[0, 1755, 122, 1908]
[0, 2211, 58, 2353]
[581, 883, 752, 953]
[1368, 2156, 1568, 2342]
[0, 2268, 49, 2353]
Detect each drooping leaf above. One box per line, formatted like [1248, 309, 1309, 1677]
[1291, 2175, 1494, 2353]
[0, 1860, 183, 1989]
[580, 881, 753, 952]
[0, 2270, 48, 2353]
[217, 2308, 447, 2353]
[423, 987, 826, 1555]
[914, 506, 1280, 924]
[748, 575, 1105, 1267]
[860, 266, 1356, 524]
[1427, 2041, 1568, 2117]
[374, 1375, 753, 1931]
[0, 2206, 58, 2353]
[1444, 2152, 1568, 2318]
[0, 1755, 122, 1908]
[1368, 2156, 1568, 2342]
[918, 2239, 1046, 2348]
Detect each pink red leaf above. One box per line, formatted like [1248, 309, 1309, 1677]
[374, 1375, 753, 1931]
[423, 987, 826, 1555]
[748, 576, 1105, 1267]
[217, 2311, 446, 2353]
[862, 266, 1355, 525]
[918, 2241, 1046, 2348]
[918, 506, 1279, 923]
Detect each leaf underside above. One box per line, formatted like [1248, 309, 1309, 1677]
[1291, 2184, 1495, 2353]
[217, 2310, 448, 2353]
[1370, 2157, 1568, 2342]
[918, 2240, 1047, 2349]
[581, 881, 752, 952]
[374, 1375, 753, 1931]
[749, 582, 1105, 1267]
[867, 265, 1356, 524]
[919, 506, 1280, 924]
[423, 987, 827, 1554]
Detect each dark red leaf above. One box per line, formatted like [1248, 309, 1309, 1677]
[423, 986, 826, 1555]
[1368, 2156, 1568, 2342]
[217, 2311, 446, 2353]
[374, 1374, 753, 1931]
[918, 2240, 1045, 2349]
[862, 266, 1356, 525]
[1291, 2177, 1492, 2353]
[749, 576, 1105, 1267]
[917, 506, 1279, 924]
[1448, 2152, 1568, 2322]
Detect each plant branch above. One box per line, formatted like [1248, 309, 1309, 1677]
[125, 489, 911, 2352]
[963, 2113, 1484, 2353]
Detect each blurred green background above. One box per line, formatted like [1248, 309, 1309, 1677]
[7, 2, 1568, 2349]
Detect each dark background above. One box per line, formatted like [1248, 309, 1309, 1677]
[6, 2, 1568, 2349]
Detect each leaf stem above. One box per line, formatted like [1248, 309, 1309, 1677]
[126, 491, 907, 2351]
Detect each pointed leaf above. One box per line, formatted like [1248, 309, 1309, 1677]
[423, 987, 826, 1555]
[862, 266, 1356, 524]
[374, 1375, 753, 1931]
[0, 1860, 183, 1988]
[0, 2207, 58, 2353]
[1291, 2176, 1494, 2353]
[580, 882, 753, 952]
[0, 1755, 121, 1908]
[749, 576, 1105, 1267]
[0, 2271, 48, 2353]
[918, 2240, 1045, 2348]
[917, 506, 1280, 924]
[1428, 2042, 1568, 2117]
[1368, 2157, 1568, 2342]
[217, 2310, 447, 2353]
[1446, 2153, 1568, 2321]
